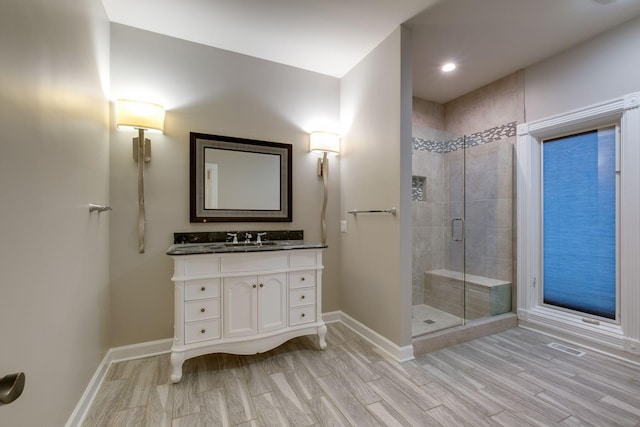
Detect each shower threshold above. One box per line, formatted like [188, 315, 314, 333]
[412, 312, 517, 356]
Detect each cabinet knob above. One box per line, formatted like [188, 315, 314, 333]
[259, 284, 264, 288]
[200, 308, 205, 313]
[201, 286, 206, 291]
[252, 284, 257, 288]
[301, 295, 305, 300]
[301, 277, 305, 282]
[201, 329, 206, 334]
[301, 313, 305, 318]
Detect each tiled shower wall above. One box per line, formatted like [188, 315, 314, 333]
[412, 142, 445, 304]
[412, 99, 446, 304]
[446, 140, 514, 282]
[411, 129, 515, 304]
[411, 71, 524, 307]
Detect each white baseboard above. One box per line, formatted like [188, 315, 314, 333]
[321, 310, 342, 324]
[64, 353, 111, 427]
[68, 312, 412, 426]
[330, 311, 415, 362]
[65, 338, 172, 427]
[105, 338, 173, 364]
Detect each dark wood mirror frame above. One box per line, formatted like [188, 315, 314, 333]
[190, 132, 293, 222]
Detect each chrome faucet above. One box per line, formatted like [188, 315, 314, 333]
[257, 232, 267, 244]
[227, 232, 238, 244]
[244, 232, 252, 243]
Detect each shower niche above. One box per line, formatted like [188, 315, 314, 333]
[412, 175, 426, 202]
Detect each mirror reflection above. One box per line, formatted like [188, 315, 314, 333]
[204, 148, 280, 210]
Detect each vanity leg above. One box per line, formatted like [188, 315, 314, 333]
[170, 352, 185, 383]
[317, 324, 327, 350]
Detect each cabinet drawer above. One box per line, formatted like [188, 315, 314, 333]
[185, 279, 220, 300]
[184, 255, 220, 275]
[185, 299, 220, 322]
[289, 288, 316, 307]
[222, 253, 288, 272]
[185, 319, 221, 344]
[290, 251, 318, 267]
[289, 306, 316, 326]
[289, 270, 316, 289]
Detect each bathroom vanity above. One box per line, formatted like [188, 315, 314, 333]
[167, 239, 326, 383]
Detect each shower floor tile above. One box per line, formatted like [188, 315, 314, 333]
[412, 304, 462, 337]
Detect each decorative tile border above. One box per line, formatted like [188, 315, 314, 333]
[413, 121, 517, 153]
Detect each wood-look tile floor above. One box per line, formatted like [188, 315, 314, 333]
[81, 323, 640, 426]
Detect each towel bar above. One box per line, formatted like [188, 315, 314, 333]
[347, 207, 396, 215]
[89, 204, 112, 213]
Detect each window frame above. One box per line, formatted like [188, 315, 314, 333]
[517, 92, 640, 357]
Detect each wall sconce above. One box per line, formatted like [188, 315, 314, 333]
[116, 99, 165, 253]
[309, 131, 340, 243]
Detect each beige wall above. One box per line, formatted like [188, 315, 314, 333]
[0, 0, 110, 425]
[109, 24, 341, 346]
[525, 15, 640, 121]
[339, 27, 413, 346]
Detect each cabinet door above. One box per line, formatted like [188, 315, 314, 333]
[258, 273, 287, 333]
[223, 276, 258, 338]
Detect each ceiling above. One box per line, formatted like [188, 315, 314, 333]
[101, 0, 640, 104]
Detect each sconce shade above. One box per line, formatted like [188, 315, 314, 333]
[309, 131, 340, 154]
[116, 99, 165, 133]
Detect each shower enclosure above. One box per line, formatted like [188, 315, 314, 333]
[411, 128, 515, 337]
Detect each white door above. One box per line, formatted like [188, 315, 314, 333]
[204, 162, 218, 209]
[258, 273, 287, 333]
[223, 276, 257, 338]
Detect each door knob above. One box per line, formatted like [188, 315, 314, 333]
[0, 372, 25, 405]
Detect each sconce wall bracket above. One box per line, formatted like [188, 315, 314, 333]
[317, 152, 328, 177]
[133, 137, 151, 162]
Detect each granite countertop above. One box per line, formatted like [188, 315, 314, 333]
[167, 240, 327, 256]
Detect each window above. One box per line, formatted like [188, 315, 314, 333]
[542, 127, 618, 320]
[516, 92, 640, 357]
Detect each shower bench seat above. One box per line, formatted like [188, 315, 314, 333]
[424, 269, 511, 320]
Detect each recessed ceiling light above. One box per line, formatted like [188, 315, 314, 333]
[441, 63, 456, 72]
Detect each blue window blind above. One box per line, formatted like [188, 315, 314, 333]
[543, 127, 617, 319]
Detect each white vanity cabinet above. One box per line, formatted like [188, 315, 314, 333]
[183, 279, 221, 344]
[169, 248, 326, 383]
[223, 273, 287, 338]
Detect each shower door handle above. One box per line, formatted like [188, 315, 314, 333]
[451, 217, 464, 242]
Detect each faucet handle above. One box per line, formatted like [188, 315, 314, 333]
[257, 232, 267, 244]
[226, 232, 238, 244]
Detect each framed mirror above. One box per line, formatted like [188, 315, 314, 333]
[190, 132, 292, 222]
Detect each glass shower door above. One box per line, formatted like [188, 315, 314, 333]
[463, 138, 514, 323]
[442, 137, 466, 327]
[412, 131, 466, 336]
[412, 128, 515, 338]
